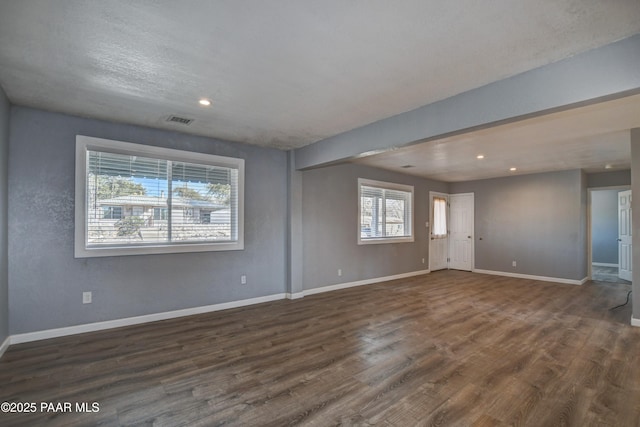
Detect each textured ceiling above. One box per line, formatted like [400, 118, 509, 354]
[1, 0, 640, 152]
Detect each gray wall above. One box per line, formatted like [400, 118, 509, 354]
[631, 129, 640, 321]
[591, 189, 620, 265]
[287, 151, 303, 295]
[450, 170, 588, 281]
[302, 163, 447, 290]
[579, 171, 588, 279]
[587, 170, 631, 188]
[0, 87, 9, 344]
[8, 107, 287, 334]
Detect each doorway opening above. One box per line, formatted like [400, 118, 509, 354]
[589, 186, 631, 284]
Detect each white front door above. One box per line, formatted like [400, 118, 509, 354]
[618, 190, 632, 281]
[429, 192, 448, 271]
[449, 193, 474, 271]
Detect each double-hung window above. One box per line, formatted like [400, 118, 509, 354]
[75, 135, 244, 257]
[358, 178, 414, 244]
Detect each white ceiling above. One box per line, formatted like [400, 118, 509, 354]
[0, 1, 639, 179]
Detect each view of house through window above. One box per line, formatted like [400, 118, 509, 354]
[87, 151, 236, 245]
[358, 178, 414, 244]
[76, 136, 244, 257]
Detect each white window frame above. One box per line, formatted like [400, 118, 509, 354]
[102, 206, 123, 220]
[154, 207, 169, 221]
[75, 135, 244, 257]
[358, 178, 414, 245]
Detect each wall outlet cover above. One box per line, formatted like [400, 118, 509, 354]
[82, 291, 92, 304]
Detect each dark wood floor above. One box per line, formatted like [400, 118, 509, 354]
[1, 270, 639, 426]
[591, 264, 632, 284]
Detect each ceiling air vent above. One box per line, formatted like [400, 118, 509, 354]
[166, 115, 194, 125]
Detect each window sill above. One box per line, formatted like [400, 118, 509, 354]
[75, 241, 244, 258]
[357, 237, 415, 245]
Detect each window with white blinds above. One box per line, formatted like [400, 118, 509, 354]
[358, 178, 414, 244]
[75, 135, 244, 257]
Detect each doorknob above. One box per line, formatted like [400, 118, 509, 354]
[618, 238, 622, 241]
[468, 236, 472, 239]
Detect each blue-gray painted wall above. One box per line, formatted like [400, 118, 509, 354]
[8, 107, 288, 334]
[0, 86, 9, 344]
[301, 163, 448, 290]
[587, 170, 630, 188]
[450, 170, 588, 280]
[630, 129, 640, 320]
[591, 189, 620, 265]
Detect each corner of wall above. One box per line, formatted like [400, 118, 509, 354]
[630, 128, 640, 320]
[0, 85, 9, 350]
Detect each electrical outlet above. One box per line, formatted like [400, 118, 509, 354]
[240, 275, 247, 285]
[512, 261, 517, 267]
[82, 291, 92, 304]
[338, 269, 342, 277]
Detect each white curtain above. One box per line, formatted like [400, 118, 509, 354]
[433, 197, 447, 237]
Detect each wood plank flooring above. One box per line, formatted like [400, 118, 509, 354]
[1, 270, 639, 426]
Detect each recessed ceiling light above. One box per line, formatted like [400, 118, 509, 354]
[509, 167, 517, 171]
[198, 99, 212, 107]
[476, 155, 484, 159]
[605, 164, 613, 169]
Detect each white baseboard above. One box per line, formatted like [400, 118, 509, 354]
[286, 292, 305, 300]
[592, 262, 619, 268]
[10, 293, 286, 345]
[631, 317, 640, 328]
[473, 269, 588, 286]
[303, 269, 430, 296]
[0, 335, 9, 359]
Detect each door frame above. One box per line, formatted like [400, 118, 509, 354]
[448, 192, 475, 271]
[429, 191, 449, 271]
[618, 189, 633, 281]
[587, 185, 630, 280]
[429, 191, 475, 272]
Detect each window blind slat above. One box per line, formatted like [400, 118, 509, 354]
[86, 150, 239, 248]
